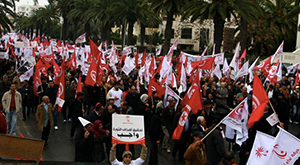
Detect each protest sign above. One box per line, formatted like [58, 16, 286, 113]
[112, 114, 145, 144]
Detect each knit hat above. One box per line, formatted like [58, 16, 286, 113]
[78, 117, 91, 127]
[122, 150, 132, 158]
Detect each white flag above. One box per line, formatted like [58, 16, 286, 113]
[230, 42, 240, 75]
[223, 58, 230, 74]
[19, 67, 34, 82]
[178, 62, 187, 94]
[222, 98, 248, 145]
[164, 86, 180, 110]
[235, 61, 249, 80]
[271, 41, 284, 62]
[122, 46, 132, 56]
[75, 33, 86, 43]
[266, 126, 300, 165]
[122, 56, 136, 76]
[248, 57, 259, 82]
[156, 45, 162, 56]
[276, 61, 282, 82]
[286, 63, 299, 76]
[213, 64, 222, 80]
[247, 131, 275, 165]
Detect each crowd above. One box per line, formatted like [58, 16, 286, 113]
[0, 37, 300, 165]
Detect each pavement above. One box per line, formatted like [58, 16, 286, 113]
[9, 110, 300, 165]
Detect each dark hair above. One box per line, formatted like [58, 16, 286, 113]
[224, 151, 235, 161]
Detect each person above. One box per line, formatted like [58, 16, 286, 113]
[19, 80, 34, 121]
[36, 76, 48, 103]
[161, 97, 176, 153]
[70, 92, 85, 140]
[149, 107, 163, 165]
[206, 117, 225, 165]
[35, 96, 55, 147]
[75, 117, 95, 162]
[45, 80, 58, 130]
[110, 143, 148, 165]
[62, 79, 75, 123]
[290, 86, 300, 124]
[2, 83, 22, 135]
[0, 75, 11, 101]
[91, 120, 109, 163]
[192, 116, 208, 134]
[106, 81, 123, 108]
[217, 151, 237, 165]
[183, 131, 208, 165]
[88, 103, 104, 123]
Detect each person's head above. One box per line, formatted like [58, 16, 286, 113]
[223, 151, 236, 165]
[221, 82, 226, 88]
[196, 116, 206, 126]
[242, 87, 247, 94]
[108, 97, 115, 105]
[10, 65, 14, 70]
[85, 123, 92, 132]
[140, 94, 148, 104]
[208, 93, 214, 100]
[22, 80, 28, 86]
[42, 96, 50, 104]
[130, 85, 136, 93]
[41, 77, 47, 83]
[296, 86, 300, 93]
[121, 101, 128, 111]
[2, 75, 8, 83]
[95, 103, 104, 114]
[193, 131, 205, 141]
[122, 151, 132, 164]
[77, 92, 84, 102]
[66, 79, 70, 86]
[203, 99, 212, 109]
[49, 80, 54, 88]
[107, 104, 116, 114]
[10, 83, 16, 91]
[92, 120, 104, 132]
[167, 96, 176, 109]
[114, 81, 120, 90]
[278, 93, 284, 99]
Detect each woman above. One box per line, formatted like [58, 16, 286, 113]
[91, 120, 109, 163]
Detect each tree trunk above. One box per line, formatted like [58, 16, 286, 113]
[85, 22, 90, 41]
[73, 18, 78, 42]
[240, 18, 247, 59]
[122, 21, 126, 49]
[106, 23, 111, 43]
[213, 13, 225, 54]
[140, 23, 145, 47]
[162, 11, 174, 55]
[62, 17, 68, 41]
[127, 20, 135, 46]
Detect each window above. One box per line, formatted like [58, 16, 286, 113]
[181, 28, 192, 39]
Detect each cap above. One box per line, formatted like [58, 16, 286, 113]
[122, 150, 132, 158]
[78, 117, 91, 127]
[140, 94, 148, 103]
[296, 86, 300, 89]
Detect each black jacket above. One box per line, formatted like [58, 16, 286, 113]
[88, 111, 103, 124]
[149, 114, 162, 142]
[45, 86, 58, 105]
[70, 99, 84, 119]
[75, 130, 95, 162]
[206, 124, 225, 164]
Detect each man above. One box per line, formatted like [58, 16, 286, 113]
[161, 97, 176, 153]
[36, 76, 48, 103]
[149, 107, 163, 165]
[70, 92, 85, 140]
[218, 151, 237, 165]
[45, 80, 58, 130]
[35, 96, 55, 147]
[0, 75, 11, 101]
[216, 82, 228, 117]
[110, 143, 147, 165]
[184, 131, 208, 165]
[20, 80, 34, 121]
[2, 83, 22, 135]
[206, 117, 225, 165]
[88, 102, 104, 123]
[107, 81, 123, 108]
[192, 116, 208, 134]
[63, 79, 75, 123]
[119, 101, 133, 115]
[126, 85, 144, 115]
[290, 86, 300, 124]
[75, 117, 95, 162]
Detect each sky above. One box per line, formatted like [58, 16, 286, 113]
[16, 0, 49, 7]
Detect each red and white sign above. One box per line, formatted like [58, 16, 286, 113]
[112, 114, 145, 144]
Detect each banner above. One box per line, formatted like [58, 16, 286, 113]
[112, 114, 145, 144]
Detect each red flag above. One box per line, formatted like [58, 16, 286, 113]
[89, 38, 100, 60]
[240, 49, 246, 60]
[181, 70, 203, 114]
[254, 56, 272, 76]
[135, 49, 139, 68]
[57, 39, 62, 47]
[32, 46, 37, 58]
[147, 77, 165, 99]
[141, 50, 146, 66]
[295, 70, 299, 87]
[266, 60, 280, 83]
[172, 105, 191, 140]
[85, 58, 97, 86]
[66, 52, 77, 70]
[190, 56, 215, 71]
[53, 58, 61, 85]
[248, 73, 269, 129]
[75, 74, 82, 98]
[55, 61, 65, 113]
[149, 54, 156, 78]
[33, 69, 41, 97]
[36, 58, 51, 77]
[10, 47, 17, 60]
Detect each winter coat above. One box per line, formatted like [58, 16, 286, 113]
[184, 141, 207, 165]
[35, 103, 55, 131]
[2, 90, 22, 113]
[93, 132, 107, 162]
[75, 130, 95, 162]
[206, 125, 225, 164]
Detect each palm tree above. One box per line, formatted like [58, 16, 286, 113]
[0, 0, 16, 32]
[35, 6, 60, 36]
[182, 0, 262, 53]
[110, 0, 160, 46]
[149, 0, 185, 54]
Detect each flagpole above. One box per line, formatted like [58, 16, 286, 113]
[268, 100, 281, 123]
